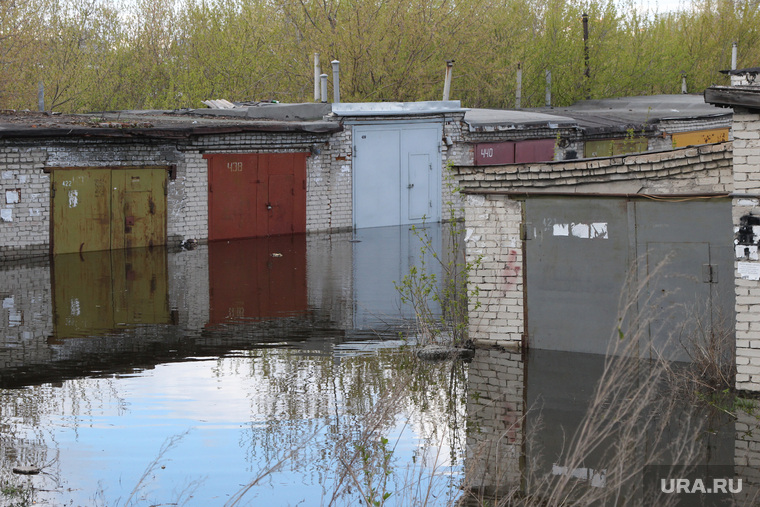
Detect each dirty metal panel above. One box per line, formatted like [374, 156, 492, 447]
[52, 169, 111, 254]
[207, 235, 307, 325]
[260, 153, 308, 236]
[207, 154, 259, 241]
[584, 138, 647, 158]
[474, 142, 515, 166]
[514, 139, 555, 163]
[525, 198, 629, 355]
[612, 137, 647, 155]
[112, 168, 167, 249]
[634, 199, 734, 362]
[671, 128, 729, 148]
[525, 197, 734, 360]
[111, 247, 170, 326]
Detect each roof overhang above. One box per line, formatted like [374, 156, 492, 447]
[704, 86, 760, 112]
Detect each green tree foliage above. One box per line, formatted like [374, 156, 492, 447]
[2, 0, 759, 112]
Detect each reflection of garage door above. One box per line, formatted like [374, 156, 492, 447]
[207, 235, 307, 325]
[51, 167, 167, 254]
[205, 153, 307, 241]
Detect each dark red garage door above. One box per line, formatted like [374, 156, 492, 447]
[205, 153, 307, 241]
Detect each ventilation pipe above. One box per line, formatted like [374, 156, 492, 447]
[681, 71, 688, 94]
[443, 60, 454, 101]
[320, 74, 328, 103]
[314, 53, 321, 102]
[732, 42, 738, 70]
[582, 13, 590, 99]
[516, 63, 522, 109]
[545, 70, 552, 107]
[331, 60, 340, 103]
[37, 81, 44, 112]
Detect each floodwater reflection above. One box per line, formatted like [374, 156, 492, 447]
[0, 225, 758, 506]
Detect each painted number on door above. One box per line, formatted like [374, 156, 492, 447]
[227, 162, 243, 172]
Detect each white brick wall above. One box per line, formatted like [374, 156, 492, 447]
[464, 195, 524, 344]
[731, 112, 760, 391]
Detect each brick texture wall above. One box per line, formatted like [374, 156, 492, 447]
[456, 144, 733, 348]
[731, 111, 760, 391]
[464, 347, 524, 498]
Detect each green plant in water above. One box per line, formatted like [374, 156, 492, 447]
[394, 161, 481, 347]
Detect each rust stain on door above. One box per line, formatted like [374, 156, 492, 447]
[52, 167, 167, 254]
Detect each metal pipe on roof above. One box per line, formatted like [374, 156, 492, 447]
[320, 74, 328, 103]
[681, 72, 688, 94]
[732, 42, 738, 71]
[516, 63, 522, 109]
[582, 13, 590, 99]
[545, 70, 552, 107]
[314, 53, 321, 102]
[38, 82, 44, 112]
[443, 60, 454, 101]
[332, 60, 340, 103]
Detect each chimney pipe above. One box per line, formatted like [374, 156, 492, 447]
[681, 72, 687, 94]
[732, 42, 738, 70]
[516, 63, 522, 109]
[331, 60, 340, 103]
[443, 60, 454, 101]
[545, 70, 552, 107]
[320, 74, 328, 103]
[314, 53, 321, 102]
[38, 81, 45, 112]
[582, 13, 590, 99]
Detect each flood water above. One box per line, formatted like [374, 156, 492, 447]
[0, 225, 757, 506]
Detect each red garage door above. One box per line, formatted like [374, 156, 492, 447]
[205, 153, 307, 241]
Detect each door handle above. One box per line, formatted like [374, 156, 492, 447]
[407, 184, 414, 189]
[266, 203, 272, 210]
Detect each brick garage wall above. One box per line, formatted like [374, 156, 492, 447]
[464, 195, 524, 344]
[189, 129, 349, 234]
[456, 143, 733, 194]
[0, 139, 180, 260]
[730, 111, 760, 391]
[464, 347, 524, 497]
[457, 143, 733, 348]
[0, 128, 350, 260]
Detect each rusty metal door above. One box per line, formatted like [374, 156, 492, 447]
[52, 168, 167, 254]
[206, 153, 307, 240]
[52, 169, 112, 254]
[111, 169, 167, 249]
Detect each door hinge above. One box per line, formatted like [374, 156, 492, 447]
[702, 264, 718, 283]
[521, 222, 533, 240]
[353, 145, 357, 157]
[51, 186, 56, 198]
[429, 163, 433, 171]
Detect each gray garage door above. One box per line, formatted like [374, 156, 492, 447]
[524, 197, 733, 361]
